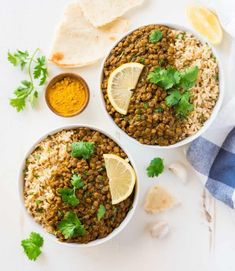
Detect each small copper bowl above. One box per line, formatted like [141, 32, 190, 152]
[45, 73, 90, 117]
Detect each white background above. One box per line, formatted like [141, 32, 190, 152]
[0, 0, 235, 270]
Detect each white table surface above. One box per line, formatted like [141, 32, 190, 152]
[1, 0, 235, 270]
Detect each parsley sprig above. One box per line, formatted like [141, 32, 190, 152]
[58, 174, 84, 206]
[146, 157, 164, 177]
[58, 212, 85, 239]
[8, 48, 48, 111]
[148, 66, 198, 118]
[21, 232, 44, 261]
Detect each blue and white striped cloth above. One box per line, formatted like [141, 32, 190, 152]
[186, 98, 235, 208]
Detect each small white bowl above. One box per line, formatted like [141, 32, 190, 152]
[99, 23, 224, 149]
[18, 124, 139, 247]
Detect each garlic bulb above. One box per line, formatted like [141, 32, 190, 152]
[149, 221, 170, 239]
[168, 162, 188, 183]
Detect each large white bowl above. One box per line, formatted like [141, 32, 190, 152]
[100, 23, 224, 149]
[18, 124, 139, 247]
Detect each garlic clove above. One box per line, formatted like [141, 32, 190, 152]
[149, 221, 170, 239]
[168, 162, 188, 183]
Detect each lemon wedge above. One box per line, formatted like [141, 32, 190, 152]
[103, 154, 136, 204]
[107, 62, 144, 115]
[187, 5, 223, 45]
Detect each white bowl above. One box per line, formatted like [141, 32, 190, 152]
[18, 124, 139, 247]
[100, 23, 224, 149]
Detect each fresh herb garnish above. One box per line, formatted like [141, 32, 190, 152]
[143, 102, 149, 109]
[8, 49, 48, 111]
[149, 30, 163, 43]
[154, 107, 163, 113]
[97, 204, 106, 221]
[58, 211, 85, 239]
[165, 90, 182, 106]
[148, 66, 198, 117]
[71, 142, 95, 159]
[21, 232, 44, 261]
[148, 67, 181, 90]
[139, 57, 145, 64]
[174, 91, 194, 118]
[146, 157, 164, 177]
[35, 200, 42, 205]
[58, 174, 83, 206]
[176, 32, 186, 40]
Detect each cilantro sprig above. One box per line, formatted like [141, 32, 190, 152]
[148, 66, 198, 118]
[149, 30, 163, 43]
[58, 174, 84, 206]
[21, 232, 44, 261]
[8, 48, 48, 111]
[97, 204, 106, 221]
[146, 157, 164, 177]
[58, 212, 85, 239]
[71, 142, 95, 160]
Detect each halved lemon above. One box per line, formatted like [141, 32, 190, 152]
[187, 5, 223, 45]
[107, 62, 144, 115]
[103, 154, 136, 204]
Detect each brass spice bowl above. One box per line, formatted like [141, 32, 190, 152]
[45, 73, 90, 117]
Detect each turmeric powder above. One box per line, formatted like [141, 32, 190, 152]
[47, 76, 88, 117]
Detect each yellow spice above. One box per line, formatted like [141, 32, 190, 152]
[47, 77, 87, 116]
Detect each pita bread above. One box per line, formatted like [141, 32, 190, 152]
[144, 185, 178, 214]
[80, 0, 144, 27]
[48, 3, 129, 68]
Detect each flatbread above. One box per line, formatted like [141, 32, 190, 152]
[80, 0, 144, 27]
[144, 185, 178, 214]
[48, 3, 129, 68]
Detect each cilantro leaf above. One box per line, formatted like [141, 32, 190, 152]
[58, 174, 84, 206]
[33, 56, 48, 86]
[148, 67, 180, 90]
[149, 30, 163, 43]
[71, 174, 84, 189]
[165, 90, 181, 106]
[97, 204, 106, 221]
[58, 187, 79, 206]
[21, 232, 44, 261]
[146, 157, 164, 177]
[9, 80, 33, 112]
[179, 66, 198, 90]
[175, 91, 194, 118]
[71, 142, 95, 160]
[8, 50, 29, 70]
[58, 212, 85, 239]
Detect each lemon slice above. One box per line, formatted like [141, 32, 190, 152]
[187, 5, 223, 45]
[107, 62, 144, 115]
[103, 154, 136, 204]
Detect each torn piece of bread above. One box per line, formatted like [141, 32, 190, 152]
[144, 184, 178, 214]
[80, 0, 144, 27]
[48, 3, 129, 68]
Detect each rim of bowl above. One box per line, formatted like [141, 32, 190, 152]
[18, 124, 139, 248]
[99, 23, 225, 149]
[45, 73, 90, 118]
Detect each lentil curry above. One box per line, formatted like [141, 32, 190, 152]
[101, 24, 219, 146]
[23, 128, 135, 244]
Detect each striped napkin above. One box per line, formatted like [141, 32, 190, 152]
[186, 98, 235, 208]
